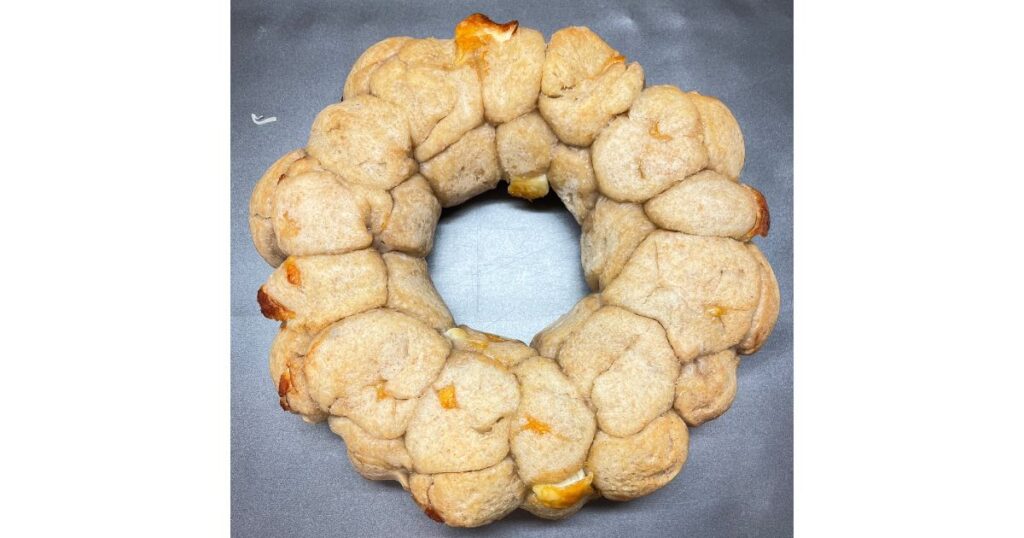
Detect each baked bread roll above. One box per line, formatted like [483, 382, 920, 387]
[248, 13, 780, 528]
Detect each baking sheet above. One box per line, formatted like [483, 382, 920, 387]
[231, 1, 793, 535]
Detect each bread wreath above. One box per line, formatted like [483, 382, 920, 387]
[249, 13, 780, 527]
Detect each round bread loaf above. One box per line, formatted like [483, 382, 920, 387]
[249, 13, 780, 528]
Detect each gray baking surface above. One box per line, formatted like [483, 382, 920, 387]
[230, 1, 792, 535]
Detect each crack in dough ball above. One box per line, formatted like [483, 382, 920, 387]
[304, 308, 451, 439]
[365, 38, 484, 162]
[602, 231, 762, 362]
[377, 174, 441, 257]
[674, 349, 740, 426]
[580, 196, 656, 291]
[410, 458, 526, 528]
[548, 144, 600, 224]
[328, 416, 413, 487]
[307, 95, 416, 190]
[587, 412, 689, 501]
[644, 170, 770, 240]
[557, 306, 679, 437]
[539, 27, 645, 146]
[344, 181, 394, 238]
[592, 85, 708, 203]
[405, 351, 520, 474]
[257, 251, 388, 334]
[420, 124, 501, 207]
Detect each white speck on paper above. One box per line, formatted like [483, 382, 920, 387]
[251, 113, 277, 125]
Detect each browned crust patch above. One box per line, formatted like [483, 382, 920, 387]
[600, 53, 626, 74]
[257, 286, 295, 321]
[454, 13, 518, 65]
[522, 415, 551, 435]
[437, 384, 459, 409]
[423, 506, 445, 523]
[740, 185, 770, 241]
[284, 258, 302, 286]
[648, 122, 673, 141]
[277, 372, 292, 411]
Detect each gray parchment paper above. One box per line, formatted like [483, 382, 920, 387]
[231, 1, 792, 535]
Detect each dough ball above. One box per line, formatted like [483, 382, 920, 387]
[511, 357, 596, 485]
[304, 308, 451, 438]
[307, 95, 416, 190]
[587, 412, 689, 501]
[548, 144, 599, 224]
[539, 27, 644, 146]
[257, 250, 388, 334]
[644, 170, 769, 240]
[383, 251, 454, 331]
[602, 232, 762, 362]
[328, 415, 413, 487]
[420, 124, 501, 207]
[689, 91, 745, 180]
[673, 349, 740, 426]
[249, 149, 309, 267]
[592, 85, 707, 203]
[405, 351, 520, 474]
[368, 38, 484, 162]
[377, 174, 441, 257]
[580, 196, 655, 291]
[409, 458, 525, 527]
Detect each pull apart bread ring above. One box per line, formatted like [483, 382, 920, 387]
[249, 13, 780, 528]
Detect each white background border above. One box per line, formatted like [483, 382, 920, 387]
[796, 0, 1023, 534]
[3, 1, 1022, 535]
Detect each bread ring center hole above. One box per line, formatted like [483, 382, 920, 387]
[427, 188, 589, 342]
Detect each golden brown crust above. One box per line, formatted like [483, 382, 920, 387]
[423, 506, 445, 523]
[256, 286, 295, 321]
[277, 372, 291, 410]
[739, 184, 771, 241]
[283, 258, 301, 286]
[453, 13, 519, 65]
